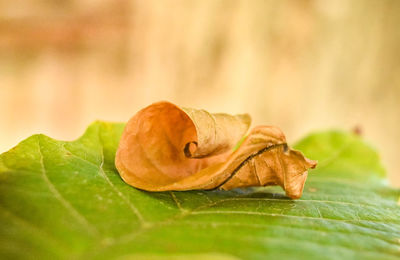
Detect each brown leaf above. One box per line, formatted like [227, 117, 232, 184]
[115, 101, 317, 199]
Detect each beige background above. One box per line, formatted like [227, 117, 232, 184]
[1, 0, 399, 185]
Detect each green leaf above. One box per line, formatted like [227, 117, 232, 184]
[0, 122, 399, 259]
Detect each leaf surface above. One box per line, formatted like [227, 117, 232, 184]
[0, 122, 399, 259]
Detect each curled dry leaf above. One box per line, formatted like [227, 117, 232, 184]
[115, 101, 317, 199]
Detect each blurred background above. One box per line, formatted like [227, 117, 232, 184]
[0, 0, 399, 185]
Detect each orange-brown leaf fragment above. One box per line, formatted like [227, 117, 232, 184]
[115, 101, 317, 199]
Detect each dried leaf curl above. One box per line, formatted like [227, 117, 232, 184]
[115, 101, 316, 199]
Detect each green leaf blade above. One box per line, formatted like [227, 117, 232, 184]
[0, 122, 399, 259]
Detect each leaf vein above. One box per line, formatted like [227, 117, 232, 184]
[97, 128, 146, 225]
[37, 136, 99, 236]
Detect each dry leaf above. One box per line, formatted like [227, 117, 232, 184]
[115, 101, 317, 199]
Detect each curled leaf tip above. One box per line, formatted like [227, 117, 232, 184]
[115, 101, 317, 199]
